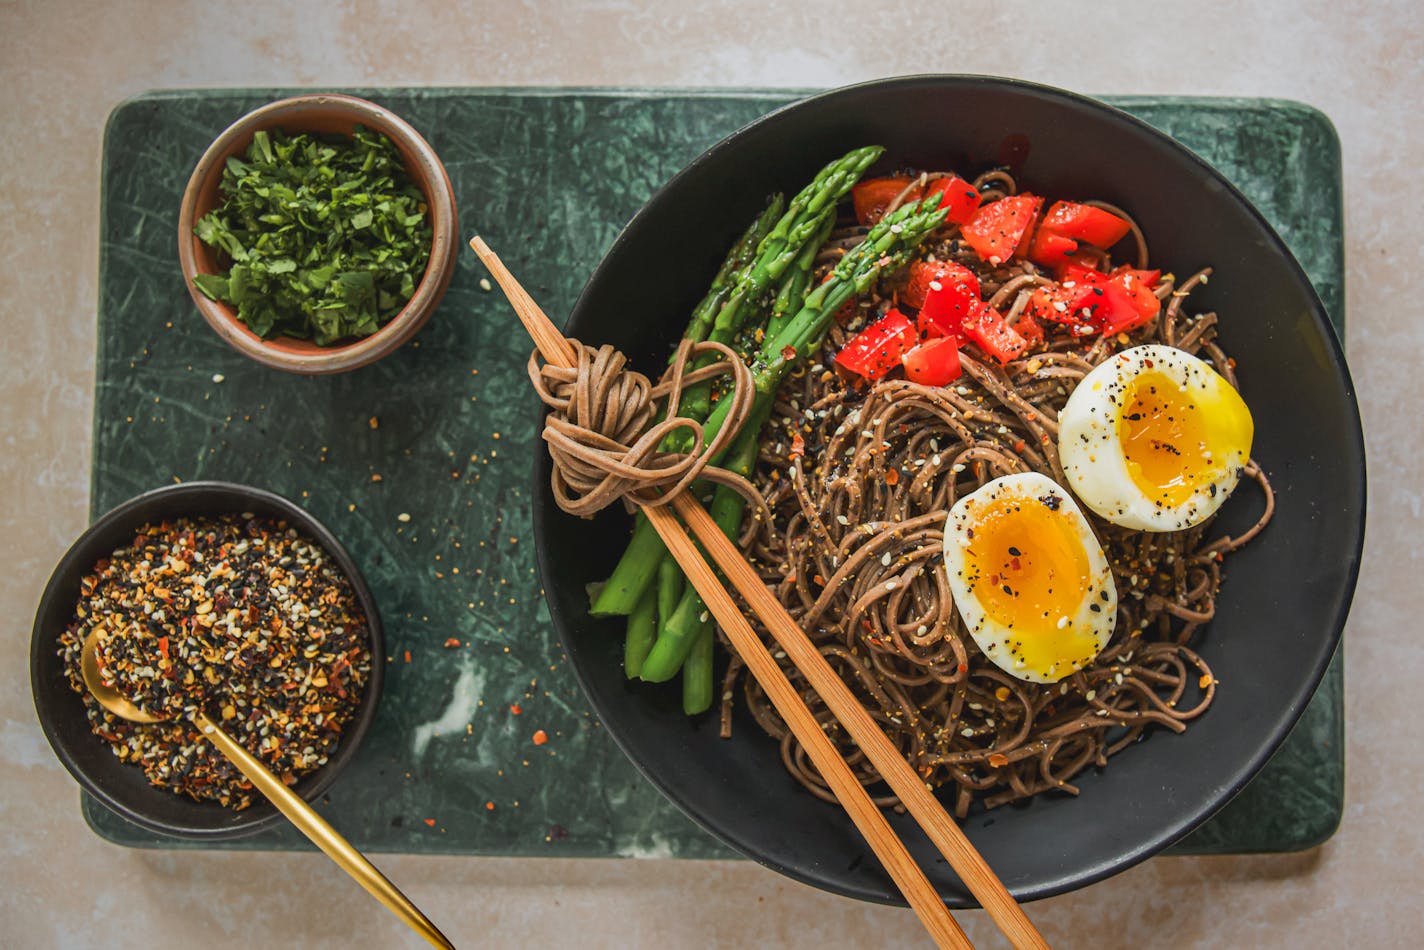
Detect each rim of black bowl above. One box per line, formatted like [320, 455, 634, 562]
[535, 74, 1366, 905]
[30, 481, 385, 840]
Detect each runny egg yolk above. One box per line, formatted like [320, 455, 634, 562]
[963, 494, 1102, 673]
[1117, 370, 1253, 510]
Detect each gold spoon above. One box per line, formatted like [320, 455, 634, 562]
[81, 630, 455, 949]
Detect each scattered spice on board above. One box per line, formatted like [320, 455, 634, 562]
[57, 514, 372, 810]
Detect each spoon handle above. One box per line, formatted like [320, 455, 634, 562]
[192, 712, 455, 949]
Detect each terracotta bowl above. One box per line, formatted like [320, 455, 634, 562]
[178, 94, 458, 374]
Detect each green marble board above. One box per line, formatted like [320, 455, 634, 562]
[86, 88, 1344, 857]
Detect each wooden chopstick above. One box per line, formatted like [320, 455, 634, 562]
[470, 235, 1046, 950]
[469, 236, 578, 368]
[673, 494, 1049, 950]
[642, 503, 971, 948]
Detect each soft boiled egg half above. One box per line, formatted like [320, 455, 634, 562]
[1058, 344, 1254, 532]
[943, 472, 1116, 683]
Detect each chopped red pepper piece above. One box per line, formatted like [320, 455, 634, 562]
[1027, 266, 1161, 335]
[1028, 202, 1132, 267]
[1013, 309, 1045, 347]
[851, 176, 917, 226]
[904, 260, 979, 309]
[960, 195, 1043, 264]
[834, 309, 918, 381]
[1052, 251, 1103, 279]
[1042, 201, 1132, 248]
[917, 279, 977, 340]
[1026, 229, 1079, 268]
[1094, 268, 1161, 333]
[961, 301, 1030, 364]
[901, 336, 963, 386]
[924, 176, 982, 225]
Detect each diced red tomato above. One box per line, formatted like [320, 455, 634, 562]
[961, 301, 1030, 364]
[960, 195, 1043, 264]
[834, 309, 918, 380]
[917, 278, 977, 340]
[904, 260, 980, 309]
[902, 337, 963, 386]
[924, 176, 982, 225]
[852, 176, 917, 226]
[1041, 201, 1132, 248]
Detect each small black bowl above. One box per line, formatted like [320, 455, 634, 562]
[31, 481, 385, 840]
[535, 75, 1366, 906]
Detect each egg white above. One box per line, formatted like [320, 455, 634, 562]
[943, 472, 1116, 683]
[1057, 344, 1253, 532]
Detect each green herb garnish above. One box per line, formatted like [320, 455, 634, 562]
[192, 126, 433, 345]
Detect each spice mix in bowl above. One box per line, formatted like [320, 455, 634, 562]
[31, 482, 384, 838]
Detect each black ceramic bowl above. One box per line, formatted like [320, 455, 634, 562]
[534, 76, 1365, 905]
[31, 481, 384, 840]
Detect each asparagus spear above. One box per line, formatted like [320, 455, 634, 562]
[675, 146, 884, 432]
[638, 400, 773, 683]
[657, 218, 829, 690]
[682, 626, 715, 715]
[646, 201, 947, 677]
[593, 196, 947, 620]
[681, 195, 785, 348]
[767, 212, 834, 340]
[705, 196, 949, 436]
[623, 587, 657, 679]
[589, 197, 781, 619]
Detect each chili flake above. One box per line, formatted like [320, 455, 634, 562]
[532, 729, 549, 745]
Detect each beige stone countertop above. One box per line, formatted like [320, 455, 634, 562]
[3, 1, 1418, 947]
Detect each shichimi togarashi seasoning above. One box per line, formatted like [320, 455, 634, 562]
[57, 514, 372, 809]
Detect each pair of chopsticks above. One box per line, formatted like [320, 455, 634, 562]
[471, 236, 1049, 950]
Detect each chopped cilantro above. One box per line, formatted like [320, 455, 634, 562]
[192, 126, 433, 345]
